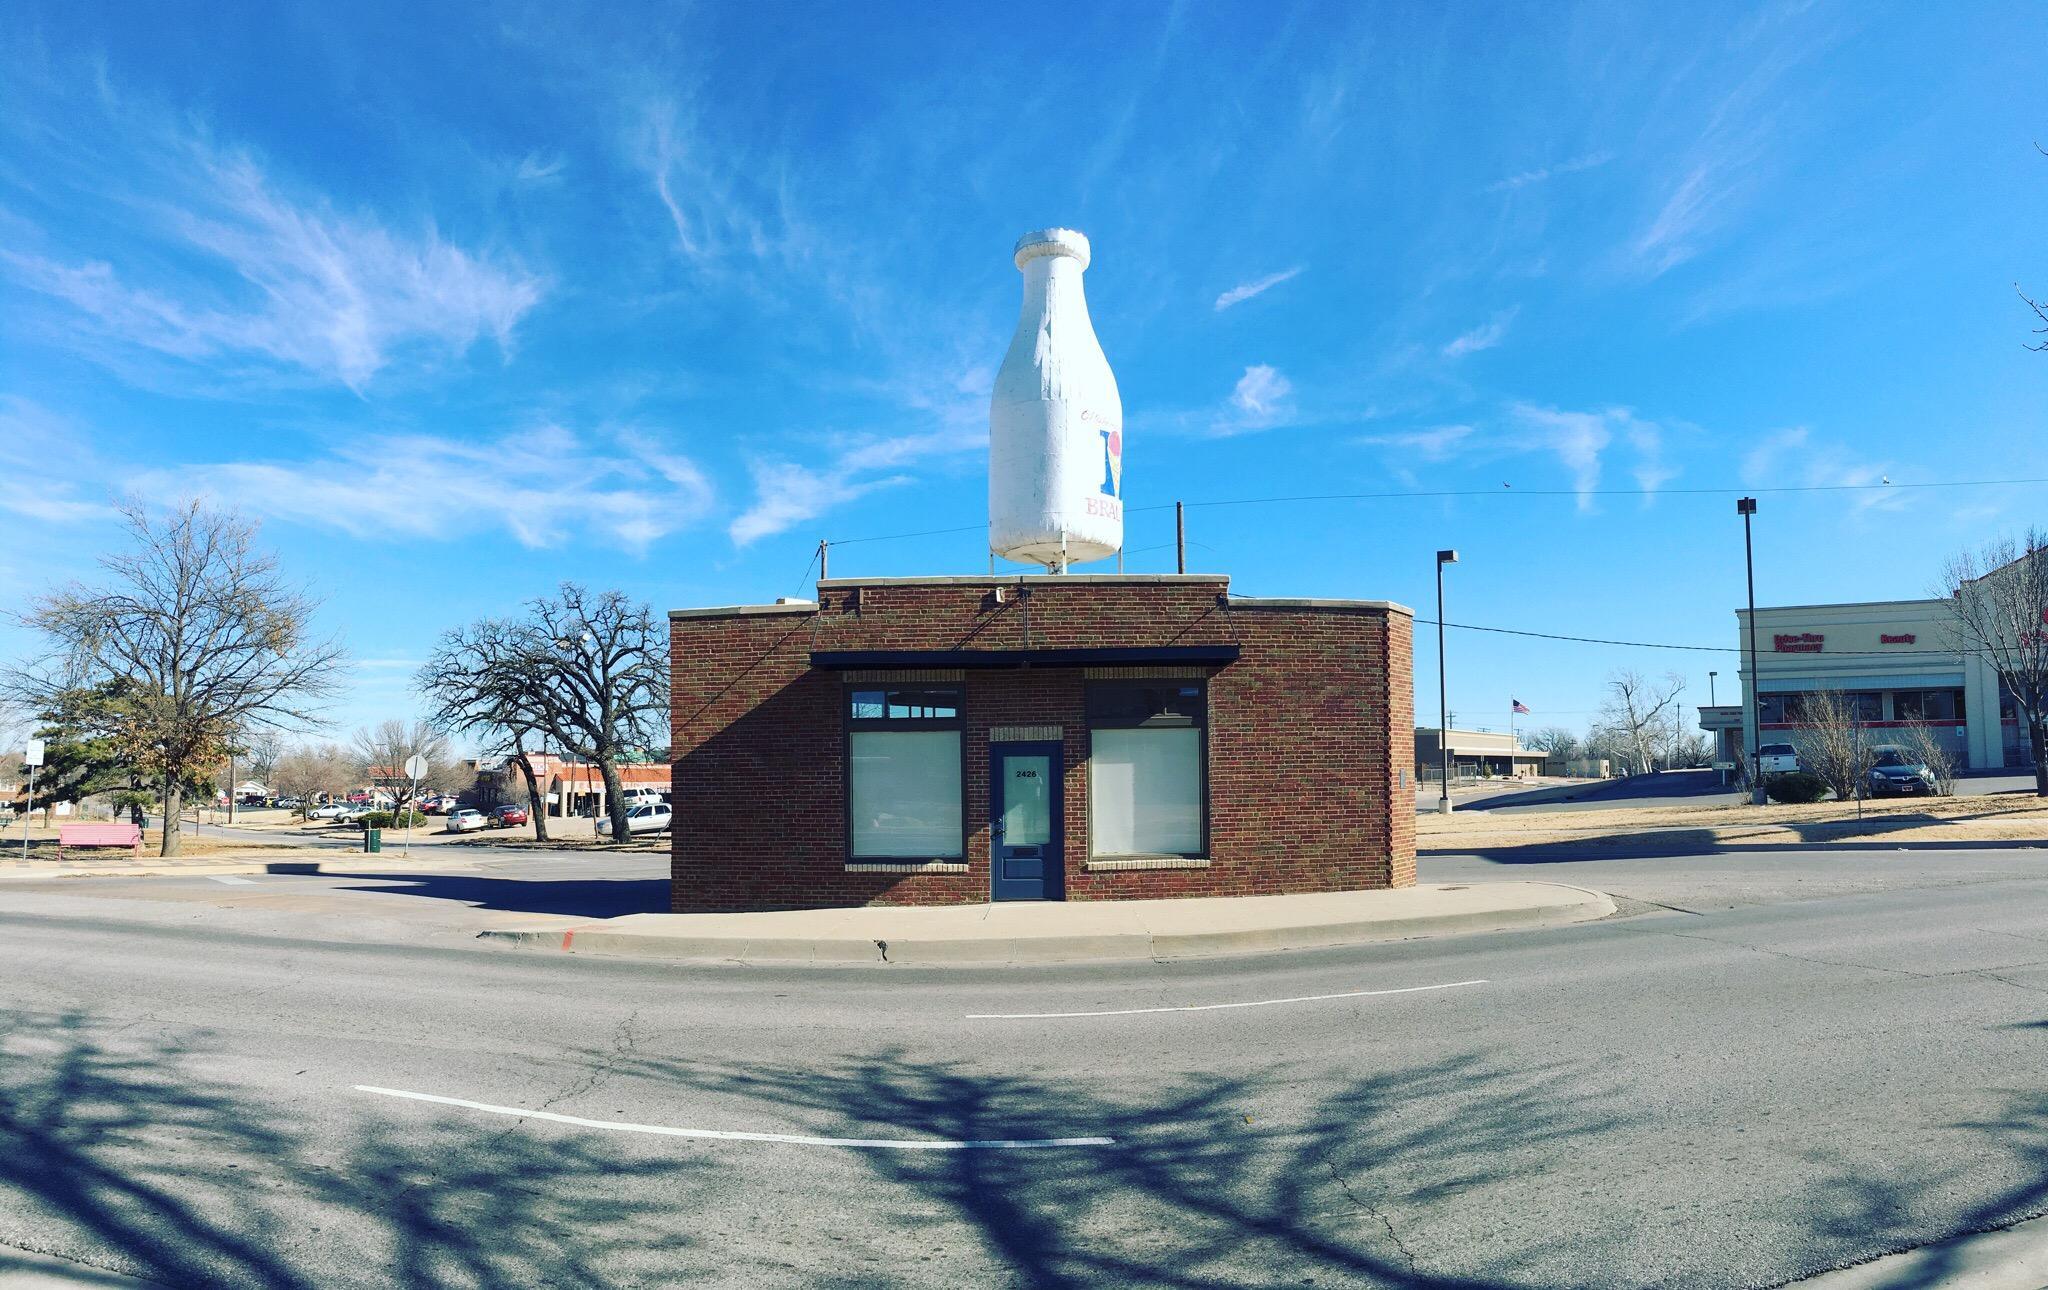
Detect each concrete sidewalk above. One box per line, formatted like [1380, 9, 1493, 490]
[479, 881, 1616, 965]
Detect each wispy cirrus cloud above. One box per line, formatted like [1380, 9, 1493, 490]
[1740, 426, 1902, 512]
[1210, 363, 1295, 435]
[514, 153, 566, 182]
[132, 424, 712, 551]
[1442, 307, 1518, 358]
[1355, 424, 1477, 463]
[1510, 404, 1677, 510]
[728, 426, 978, 546]
[4, 123, 543, 391]
[633, 95, 807, 275]
[1487, 151, 1613, 193]
[1214, 267, 1303, 311]
[0, 398, 114, 525]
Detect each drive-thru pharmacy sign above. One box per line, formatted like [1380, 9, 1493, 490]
[1773, 633, 1824, 653]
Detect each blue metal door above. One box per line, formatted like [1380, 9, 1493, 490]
[990, 741, 1063, 901]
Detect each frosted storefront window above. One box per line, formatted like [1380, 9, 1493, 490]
[850, 731, 963, 858]
[1090, 727, 1202, 856]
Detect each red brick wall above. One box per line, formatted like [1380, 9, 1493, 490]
[670, 579, 1415, 911]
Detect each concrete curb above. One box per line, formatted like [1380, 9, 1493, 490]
[478, 882, 1616, 966]
[0, 856, 497, 881]
[1783, 1210, 2048, 1287]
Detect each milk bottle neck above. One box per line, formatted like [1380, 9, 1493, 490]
[1017, 254, 1093, 333]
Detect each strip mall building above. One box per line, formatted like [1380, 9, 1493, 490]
[667, 575, 1415, 911]
[1699, 597, 2036, 771]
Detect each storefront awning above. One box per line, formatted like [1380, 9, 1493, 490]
[810, 645, 1241, 670]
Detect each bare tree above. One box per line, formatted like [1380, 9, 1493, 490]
[1521, 727, 1582, 760]
[1596, 670, 1687, 776]
[1939, 531, 2048, 795]
[7, 502, 343, 855]
[350, 720, 458, 817]
[270, 743, 353, 813]
[1789, 689, 1873, 803]
[502, 586, 665, 844]
[417, 618, 557, 842]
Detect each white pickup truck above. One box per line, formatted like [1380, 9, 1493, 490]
[1756, 742, 1801, 774]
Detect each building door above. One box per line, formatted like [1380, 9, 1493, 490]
[990, 741, 1063, 901]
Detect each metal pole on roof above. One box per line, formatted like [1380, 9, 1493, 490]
[1176, 502, 1186, 574]
[818, 539, 829, 582]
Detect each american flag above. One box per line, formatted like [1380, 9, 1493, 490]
[1512, 699, 1531, 715]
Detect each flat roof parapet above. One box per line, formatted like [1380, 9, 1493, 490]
[1230, 595, 1416, 618]
[669, 601, 818, 620]
[814, 574, 1229, 589]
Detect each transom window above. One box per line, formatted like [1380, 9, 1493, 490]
[849, 687, 961, 723]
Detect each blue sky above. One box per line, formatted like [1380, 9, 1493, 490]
[2, 1, 2044, 745]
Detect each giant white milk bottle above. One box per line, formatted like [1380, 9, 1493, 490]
[989, 227, 1123, 570]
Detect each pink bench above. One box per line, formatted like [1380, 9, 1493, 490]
[56, 822, 142, 860]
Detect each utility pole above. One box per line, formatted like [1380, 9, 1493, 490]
[1436, 549, 1459, 813]
[818, 539, 829, 582]
[1739, 498, 1765, 805]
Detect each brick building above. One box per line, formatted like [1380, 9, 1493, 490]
[668, 573, 1415, 912]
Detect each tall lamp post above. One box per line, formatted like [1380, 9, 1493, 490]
[1738, 498, 1765, 805]
[1436, 549, 1459, 814]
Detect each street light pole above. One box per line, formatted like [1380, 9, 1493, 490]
[1436, 549, 1459, 814]
[1738, 498, 1765, 805]
[1708, 671, 1718, 705]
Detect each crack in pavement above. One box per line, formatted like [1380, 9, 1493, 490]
[538, 1010, 644, 1112]
[1320, 1151, 1418, 1276]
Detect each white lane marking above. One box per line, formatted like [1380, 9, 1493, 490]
[354, 1085, 1113, 1151]
[966, 978, 1489, 1020]
[207, 875, 258, 885]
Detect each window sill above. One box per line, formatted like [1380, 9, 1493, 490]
[1084, 855, 1211, 872]
[845, 861, 969, 874]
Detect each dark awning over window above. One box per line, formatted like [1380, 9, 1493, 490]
[810, 645, 1240, 671]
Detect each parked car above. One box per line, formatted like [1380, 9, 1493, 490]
[446, 808, 490, 833]
[596, 802, 673, 836]
[1867, 745, 1937, 796]
[336, 803, 374, 825]
[1756, 742, 1801, 775]
[422, 796, 455, 815]
[493, 804, 529, 827]
[307, 802, 349, 821]
[275, 796, 303, 810]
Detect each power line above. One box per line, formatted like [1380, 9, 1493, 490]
[822, 474, 2048, 546]
[1141, 476, 2048, 513]
[1419, 618, 1732, 653]
[1420, 617, 2003, 660]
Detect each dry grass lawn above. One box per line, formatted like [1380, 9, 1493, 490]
[1419, 789, 2048, 852]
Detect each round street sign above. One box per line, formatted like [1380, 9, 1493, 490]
[403, 754, 428, 779]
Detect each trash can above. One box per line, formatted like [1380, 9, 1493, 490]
[364, 827, 382, 854]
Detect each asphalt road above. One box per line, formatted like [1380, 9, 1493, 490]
[7, 849, 2048, 1287]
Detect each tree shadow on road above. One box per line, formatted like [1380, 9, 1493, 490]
[0, 1001, 1639, 1288]
[0, 1009, 706, 1288]
[1791, 1086, 2048, 1288]
[583, 1046, 1623, 1289]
